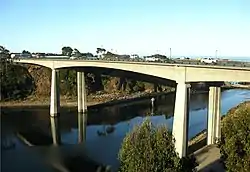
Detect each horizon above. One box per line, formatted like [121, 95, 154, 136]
[1, 0, 250, 57]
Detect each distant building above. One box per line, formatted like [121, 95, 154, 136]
[45, 55, 68, 59]
[32, 53, 46, 58]
[11, 53, 21, 59]
[130, 54, 139, 59]
[11, 53, 31, 59]
[144, 56, 159, 62]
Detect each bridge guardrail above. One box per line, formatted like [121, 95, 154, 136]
[15, 57, 250, 68]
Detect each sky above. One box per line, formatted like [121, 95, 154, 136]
[1, 0, 250, 57]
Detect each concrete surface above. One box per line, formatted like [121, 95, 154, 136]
[195, 145, 225, 172]
[16, 59, 250, 83]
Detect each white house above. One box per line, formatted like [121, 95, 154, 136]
[11, 53, 31, 59]
[130, 54, 139, 59]
[144, 56, 159, 62]
[11, 53, 22, 59]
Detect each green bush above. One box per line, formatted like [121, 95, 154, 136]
[219, 102, 250, 172]
[133, 81, 145, 92]
[118, 119, 197, 172]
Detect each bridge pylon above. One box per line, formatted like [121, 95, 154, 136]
[207, 87, 221, 145]
[172, 82, 191, 157]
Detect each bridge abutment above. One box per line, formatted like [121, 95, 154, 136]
[207, 87, 221, 145]
[172, 82, 191, 157]
[50, 69, 60, 117]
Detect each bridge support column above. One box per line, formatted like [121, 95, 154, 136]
[172, 82, 190, 158]
[77, 72, 87, 113]
[77, 71, 87, 143]
[50, 69, 60, 117]
[77, 72, 83, 113]
[207, 87, 221, 145]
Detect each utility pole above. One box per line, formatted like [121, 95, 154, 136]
[170, 48, 172, 59]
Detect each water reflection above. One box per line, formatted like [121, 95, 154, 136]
[1, 135, 16, 150]
[1, 89, 250, 171]
[50, 116, 61, 145]
[78, 112, 87, 143]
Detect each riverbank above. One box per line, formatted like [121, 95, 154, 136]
[188, 100, 250, 153]
[0, 90, 175, 108]
[1, 86, 249, 108]
[222, 84, 250, 90]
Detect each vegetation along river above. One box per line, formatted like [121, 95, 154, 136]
[1, 89, 250, 172]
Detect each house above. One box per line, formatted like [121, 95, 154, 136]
[32, 53, 46, 58]
[130, 54, 139, 59]
[11, 53, 31, 59]
[11, 53, 22, 59]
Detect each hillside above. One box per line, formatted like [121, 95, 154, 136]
[1, 64, 228, 104]
[1, 64, 174, 101]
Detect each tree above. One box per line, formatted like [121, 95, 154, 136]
[22, 50, 31, 55]
[82, 52, 94, 58]
[96, 48, 106, 54]
[152, 54, 167, 59]
[103, 51, 117, 60]
[96, 48, 106, 59]
[0, 46, 10, 59]
[219, 102, 250, 172]
[72, 48, 82, 58]
[0, 46, 11, 77]
[62, 46, 73, 56]
[118, 119, 197, 172]
[0, 46, 34, 100]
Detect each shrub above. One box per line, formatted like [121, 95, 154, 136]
[118, 119, 197, 172]
[133, 81, 145, 92]
[219, 102, 250, 172]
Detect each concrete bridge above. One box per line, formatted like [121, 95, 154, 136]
[15, 59, 250, 158]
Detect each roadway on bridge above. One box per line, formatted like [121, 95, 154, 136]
[14, 58, 250, 69]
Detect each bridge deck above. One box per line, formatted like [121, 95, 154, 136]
[15, 59, 250, 82]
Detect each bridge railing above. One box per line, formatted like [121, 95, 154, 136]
[15, 56, 250, 68]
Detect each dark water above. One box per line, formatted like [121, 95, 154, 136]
[1, 89, 250, 172]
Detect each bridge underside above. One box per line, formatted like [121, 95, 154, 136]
[77, 67, 177, 87]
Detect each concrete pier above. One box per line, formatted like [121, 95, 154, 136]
[50, 117, 61, 145]
[82, 72, 87, 112]
[172, 82, 191, 158]
[77, 72, 87, 113]
[77, 72, 83, 113]
[207, 87, 221, 145]
[77, 71, 87, 143]
[50, 69, 60, 117]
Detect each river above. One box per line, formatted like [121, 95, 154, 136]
[1, 89, 250, 172]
